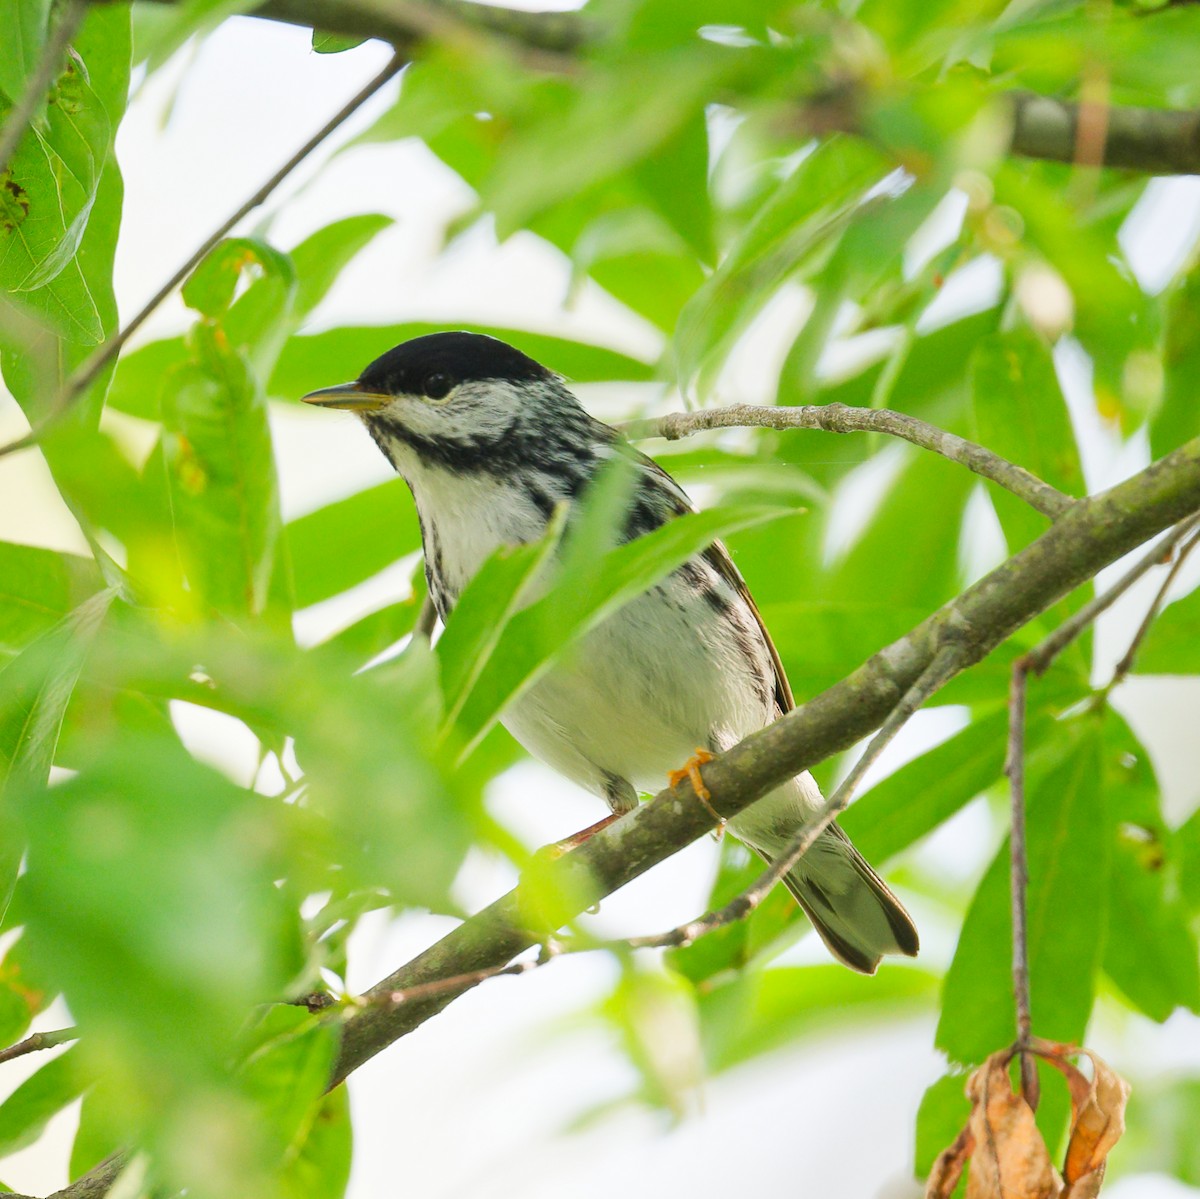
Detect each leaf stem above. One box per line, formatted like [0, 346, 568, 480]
[0, 1026, 77, 1065]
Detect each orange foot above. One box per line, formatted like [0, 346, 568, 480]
[668, 748, 726, 837]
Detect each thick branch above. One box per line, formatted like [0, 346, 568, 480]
[1009, 91, 1200, 174]
[131, 2, 1200, 176]
[331, 434, 1200, 1084]
[620, 403, 1072, 519]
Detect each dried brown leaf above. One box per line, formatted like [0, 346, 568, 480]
[1031, 1040, 1130, 1185]
[925, 1125, 974, 1199]
[965, 1051, 1058, 1199]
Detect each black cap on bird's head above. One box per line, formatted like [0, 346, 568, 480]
[300, 330, 599, 478]
[300, 331, 554, 411]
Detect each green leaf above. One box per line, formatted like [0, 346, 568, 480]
[0, 0, 51, 100]
[288, 481, 421, 610]
[482, 50, 730, 239]
[915, 1073, 971, 1179]
[160, 326, 283, 620]
[182, 237, 292, 318]
[937, 717, 1108, 1066]
[840, 706, 1013, 864]
[436, 514, 565, 730]
[239, 1008, 340, 1164]
[312, 29, 367, 54]
[1105, 832, 1200, 1020]
[0, 590, 114, 922]
[1131, 584, 1200, 675]
[760, 599, 932, 700]
[448, 500, 789, 756]
[0, 542, 102, 654]
[0, 1047, 87, 1159]
[697, 964, 938, 1074]
[290, 213, 391, 320]
[969, 330, 1084, 552]
[1154, 267, 1200, 459]
[280, 1088, 351, 1199]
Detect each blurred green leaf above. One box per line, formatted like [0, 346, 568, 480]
[937, 716, 1107, 1064]
[1154, 267, 1200, 459]
[0, 1047, 87, 1159]
[0, 542, 101, 654]
[1130, 583, 1200, 675]
[288, 481, 420, 610]
[0, 0, 50, 100]
[969, 329, 1084, 552]
[915, 1072, 971, 1179]
[161, 325, 283, 620]
[699, 964, 936, 1075]
[182, 237, 292, 318]
[290, 213, 391, 320]
[280, 1088, 351, 1199]
[449, 499, 789, 756]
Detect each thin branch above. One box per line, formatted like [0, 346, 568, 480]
[1025, 513, 1200, 673]
[620, 403, 1073, 519]
[1005, 656, 1039, 1109]
[1109, 522, 1200, 685]
[626, 644, 964, 951]
[0, 1026, 77, 1065]
[0, 51, 405, 461]
[1001, 512, 1200, 1111]
[0, 0, 88, 175]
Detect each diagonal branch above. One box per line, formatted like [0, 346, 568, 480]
[620, 403, 1073, 519]
[330, 433, 1200, 1085]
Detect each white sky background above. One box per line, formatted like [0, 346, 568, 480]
[1, 13, 1200, 1198]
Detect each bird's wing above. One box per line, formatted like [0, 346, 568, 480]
[623, 438, 796, 717]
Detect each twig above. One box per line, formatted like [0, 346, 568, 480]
[0, 1026, 77, 1065]
[1025, 513, 1200, 674]
[1002, 511, 1200, 1110]
[1109, 522, 1200, 686]
[627, 645, 964, 950]
[0, 51, 406, 461]
[0, 0, 88, 175]
[1005, 656, 1039, 1108]
[372, 947, 558, 1007]
[619, 403, 1072, 520]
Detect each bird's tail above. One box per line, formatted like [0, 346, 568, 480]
[733, 795, 919, 974]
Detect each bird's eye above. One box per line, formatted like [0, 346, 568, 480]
[423, 372, 453, 400]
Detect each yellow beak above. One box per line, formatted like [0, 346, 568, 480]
[301, 382, 391, 412]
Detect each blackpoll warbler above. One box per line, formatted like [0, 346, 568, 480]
[304, 331, 918, 973]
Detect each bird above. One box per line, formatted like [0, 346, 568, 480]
[303, 331, 918, 974]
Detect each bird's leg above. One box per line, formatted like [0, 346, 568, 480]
[668, 748, 726, 838]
